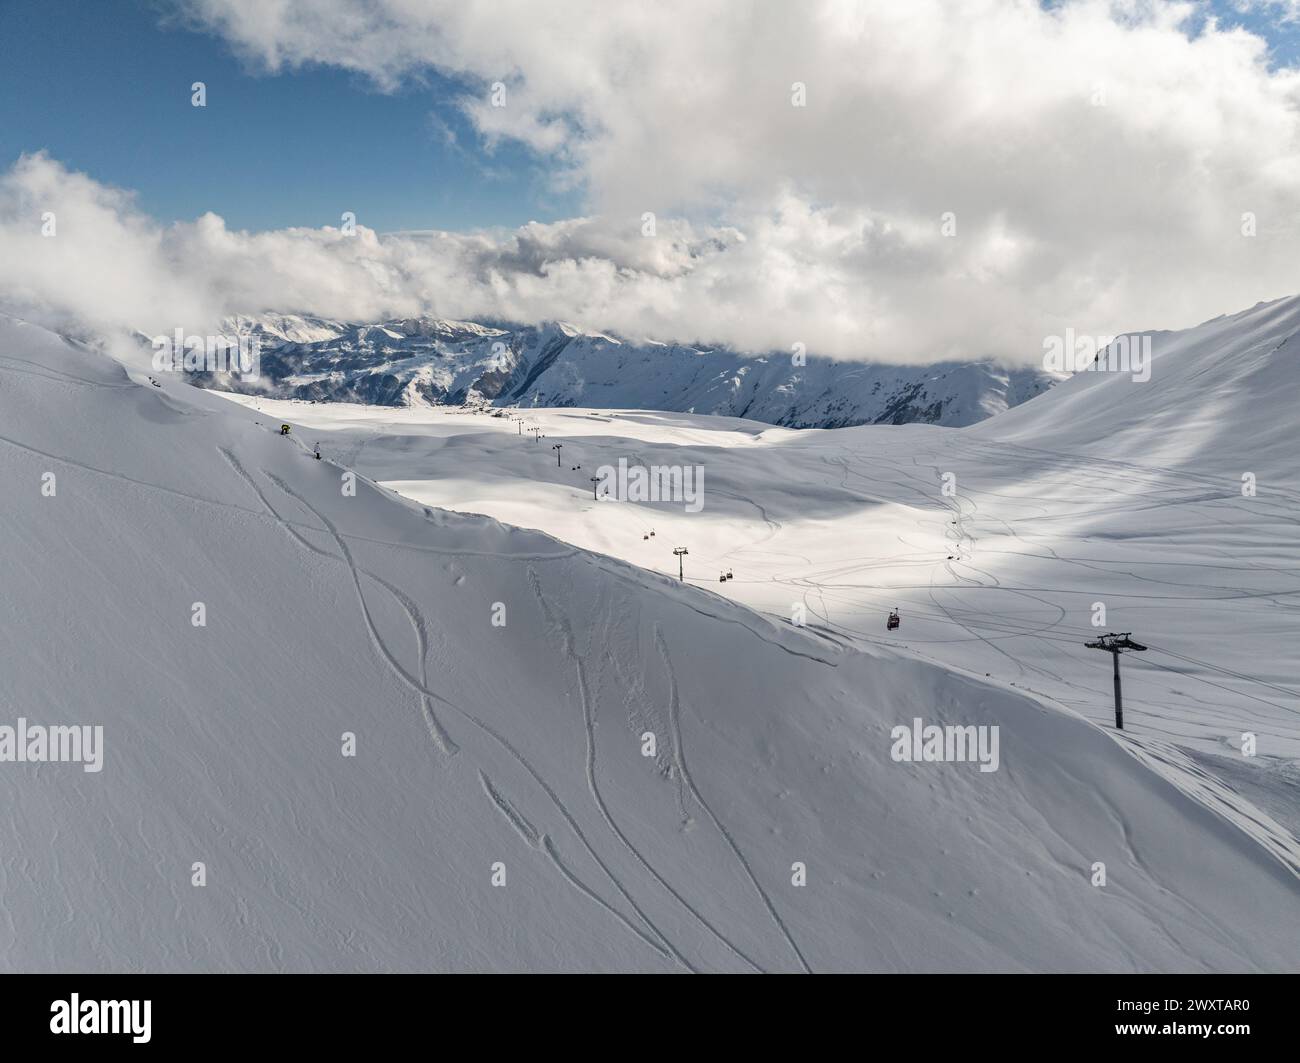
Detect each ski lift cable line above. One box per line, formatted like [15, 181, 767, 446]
[855, 591, 1300, 704]
[811, 603, 1300, 718]
[800, 579, 1300, 605]
[1138, 643, 1300, 701]
[793, 588, 1300, 712]
[798, 579, 1296, 639]
[1138, 657, 1300, 715]
[856, 598, 1300, 698]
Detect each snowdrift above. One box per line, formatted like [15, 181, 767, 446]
[0, 316, 1296, 971]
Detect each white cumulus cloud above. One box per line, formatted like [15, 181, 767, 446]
[6, 1, 1300, 364]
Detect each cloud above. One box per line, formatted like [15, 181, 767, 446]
[8, 1, 1300, 363]
[0, 152, 1014, 360]
[0, 152, 748, 346]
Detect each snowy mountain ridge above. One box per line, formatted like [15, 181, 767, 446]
[198, 313, 1059, 429]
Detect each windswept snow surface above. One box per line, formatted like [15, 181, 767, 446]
[3, 312, 1298, 972]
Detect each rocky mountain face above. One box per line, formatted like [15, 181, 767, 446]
[194, 314, 1058, 428]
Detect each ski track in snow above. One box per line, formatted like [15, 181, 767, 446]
[255, 468, 694, 969]
[654, 625, 814, 973]
[218, 446, 459, 756]
[478, 770, 541, 848]
[526, 565, 766, 972]
[536, 835, 673, 962]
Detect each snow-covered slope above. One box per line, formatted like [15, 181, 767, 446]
[3, 314, 1297, 972]
[224, 296, 1300, 891]
[199, 314, 1057, 428]
[967, 295, 1300, 479]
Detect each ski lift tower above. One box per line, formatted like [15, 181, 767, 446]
[1084, 632, 1147, 730]
[552, 443, 563, 467]
[673, 546, 689, 582]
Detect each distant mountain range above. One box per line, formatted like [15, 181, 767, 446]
[193, 313, 1060, 429]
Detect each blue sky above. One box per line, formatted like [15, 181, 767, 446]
[0, 0, 580, 233]
[2, 1, 1297, 236]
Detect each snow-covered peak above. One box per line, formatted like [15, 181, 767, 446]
[194, 313, 1060, 428]
[221, 312, 347, 345]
